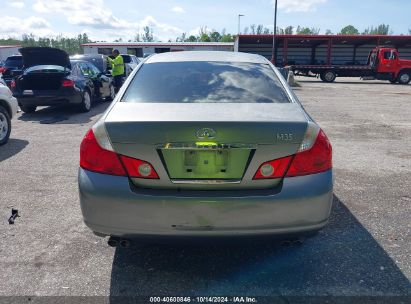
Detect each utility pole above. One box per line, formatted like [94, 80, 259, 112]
[271, 0, 278, 65]
[238, 14, 244, 35]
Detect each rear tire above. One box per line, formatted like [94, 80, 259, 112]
[321, 70, 336, 83]
[398, 71, 411, 85]
[78, 90, 91, 112]
[19, 105, 37, 113]
[0, 106, 11, 146]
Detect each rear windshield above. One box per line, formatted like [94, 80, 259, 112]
[5, 57, 23, 68]
[122, 61, 290, 103]
[71, 57, 104, 72]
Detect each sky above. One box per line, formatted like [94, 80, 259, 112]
[1, 0, 410, 41]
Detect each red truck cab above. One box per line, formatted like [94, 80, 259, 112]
[369, 47, 411, 84]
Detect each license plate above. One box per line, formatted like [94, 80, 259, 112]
[23, 90, 33, 95]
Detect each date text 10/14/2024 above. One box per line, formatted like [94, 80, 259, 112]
[149, 296, 258, 303]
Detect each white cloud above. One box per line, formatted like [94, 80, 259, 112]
[172, 6, 186, 14]
[9, 1, 25, 9]
[33, 0, 97, 14]
[188, 27, 201, 37]
[139, 16, 182, 35]
[0, 16, 54, 38]
[188, 27, 211, 37]
[33, 0, 132, 29]
[25, 16, 51, 29]
[32, 0, 183, 41]
[275, 0, 327, 12]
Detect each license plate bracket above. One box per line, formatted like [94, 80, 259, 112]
[184, 150, 228, 175]
[161, 147, 251, 179]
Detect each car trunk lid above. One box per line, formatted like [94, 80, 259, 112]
[20, 47, 71, 69]
[105, 103, 307, 144]
[105, 103, 308, 189]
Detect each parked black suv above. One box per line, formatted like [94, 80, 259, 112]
[0, 55, 23, 87]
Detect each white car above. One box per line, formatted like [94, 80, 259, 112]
[121, 54, 141, 77]
[0, 78, 18, 145]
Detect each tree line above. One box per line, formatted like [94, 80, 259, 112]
[0, 24, 409, 54]
[239, 23, 400, 36]
[174, 23, 408, 42]
[0, 33, 91, 55]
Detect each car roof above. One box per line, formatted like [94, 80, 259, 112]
[145, 51, 269, 64]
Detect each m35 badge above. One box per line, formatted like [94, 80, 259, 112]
[276, 133, 294, 141]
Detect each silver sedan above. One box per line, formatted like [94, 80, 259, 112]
[78, 51, 333, 240]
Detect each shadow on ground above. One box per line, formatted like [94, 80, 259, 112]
[18, 101, 110, 125]
[0, 139, 29, 162]
[108, 195, 411, 300]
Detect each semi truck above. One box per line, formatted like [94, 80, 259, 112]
[289, 47, 411, 84]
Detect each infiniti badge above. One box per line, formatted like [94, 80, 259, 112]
[196, 128, 216, 139]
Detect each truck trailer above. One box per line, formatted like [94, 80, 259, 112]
[235, 34, 411, 84]
[290, 47, 411, 84]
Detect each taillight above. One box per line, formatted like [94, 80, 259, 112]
[62, 79, 75, 87]
[0, 67, 6, 74]
[253, 126, 332, 179]
[10, 80, 16, 88]
[80, 129, 126, 176]
[80, 129, 159, 179]
[285, 129, 332, 177]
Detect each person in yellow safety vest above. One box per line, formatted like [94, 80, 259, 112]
[107, 49, 125, 93]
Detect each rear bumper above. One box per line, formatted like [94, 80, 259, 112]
[15, 89, 82, 106]
[78, 169, 333, 237]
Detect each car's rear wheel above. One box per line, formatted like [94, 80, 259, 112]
[19, 105, 37, 113]
[0, 106, 11, 146]
[78, 90, 91, 112]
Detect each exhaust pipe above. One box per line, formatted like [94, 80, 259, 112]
[119, 239, 131, 248]
[107, 236, 119, 247]
[281, 238, 303, 247]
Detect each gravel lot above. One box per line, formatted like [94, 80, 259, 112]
[0, 78, 410, 301]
